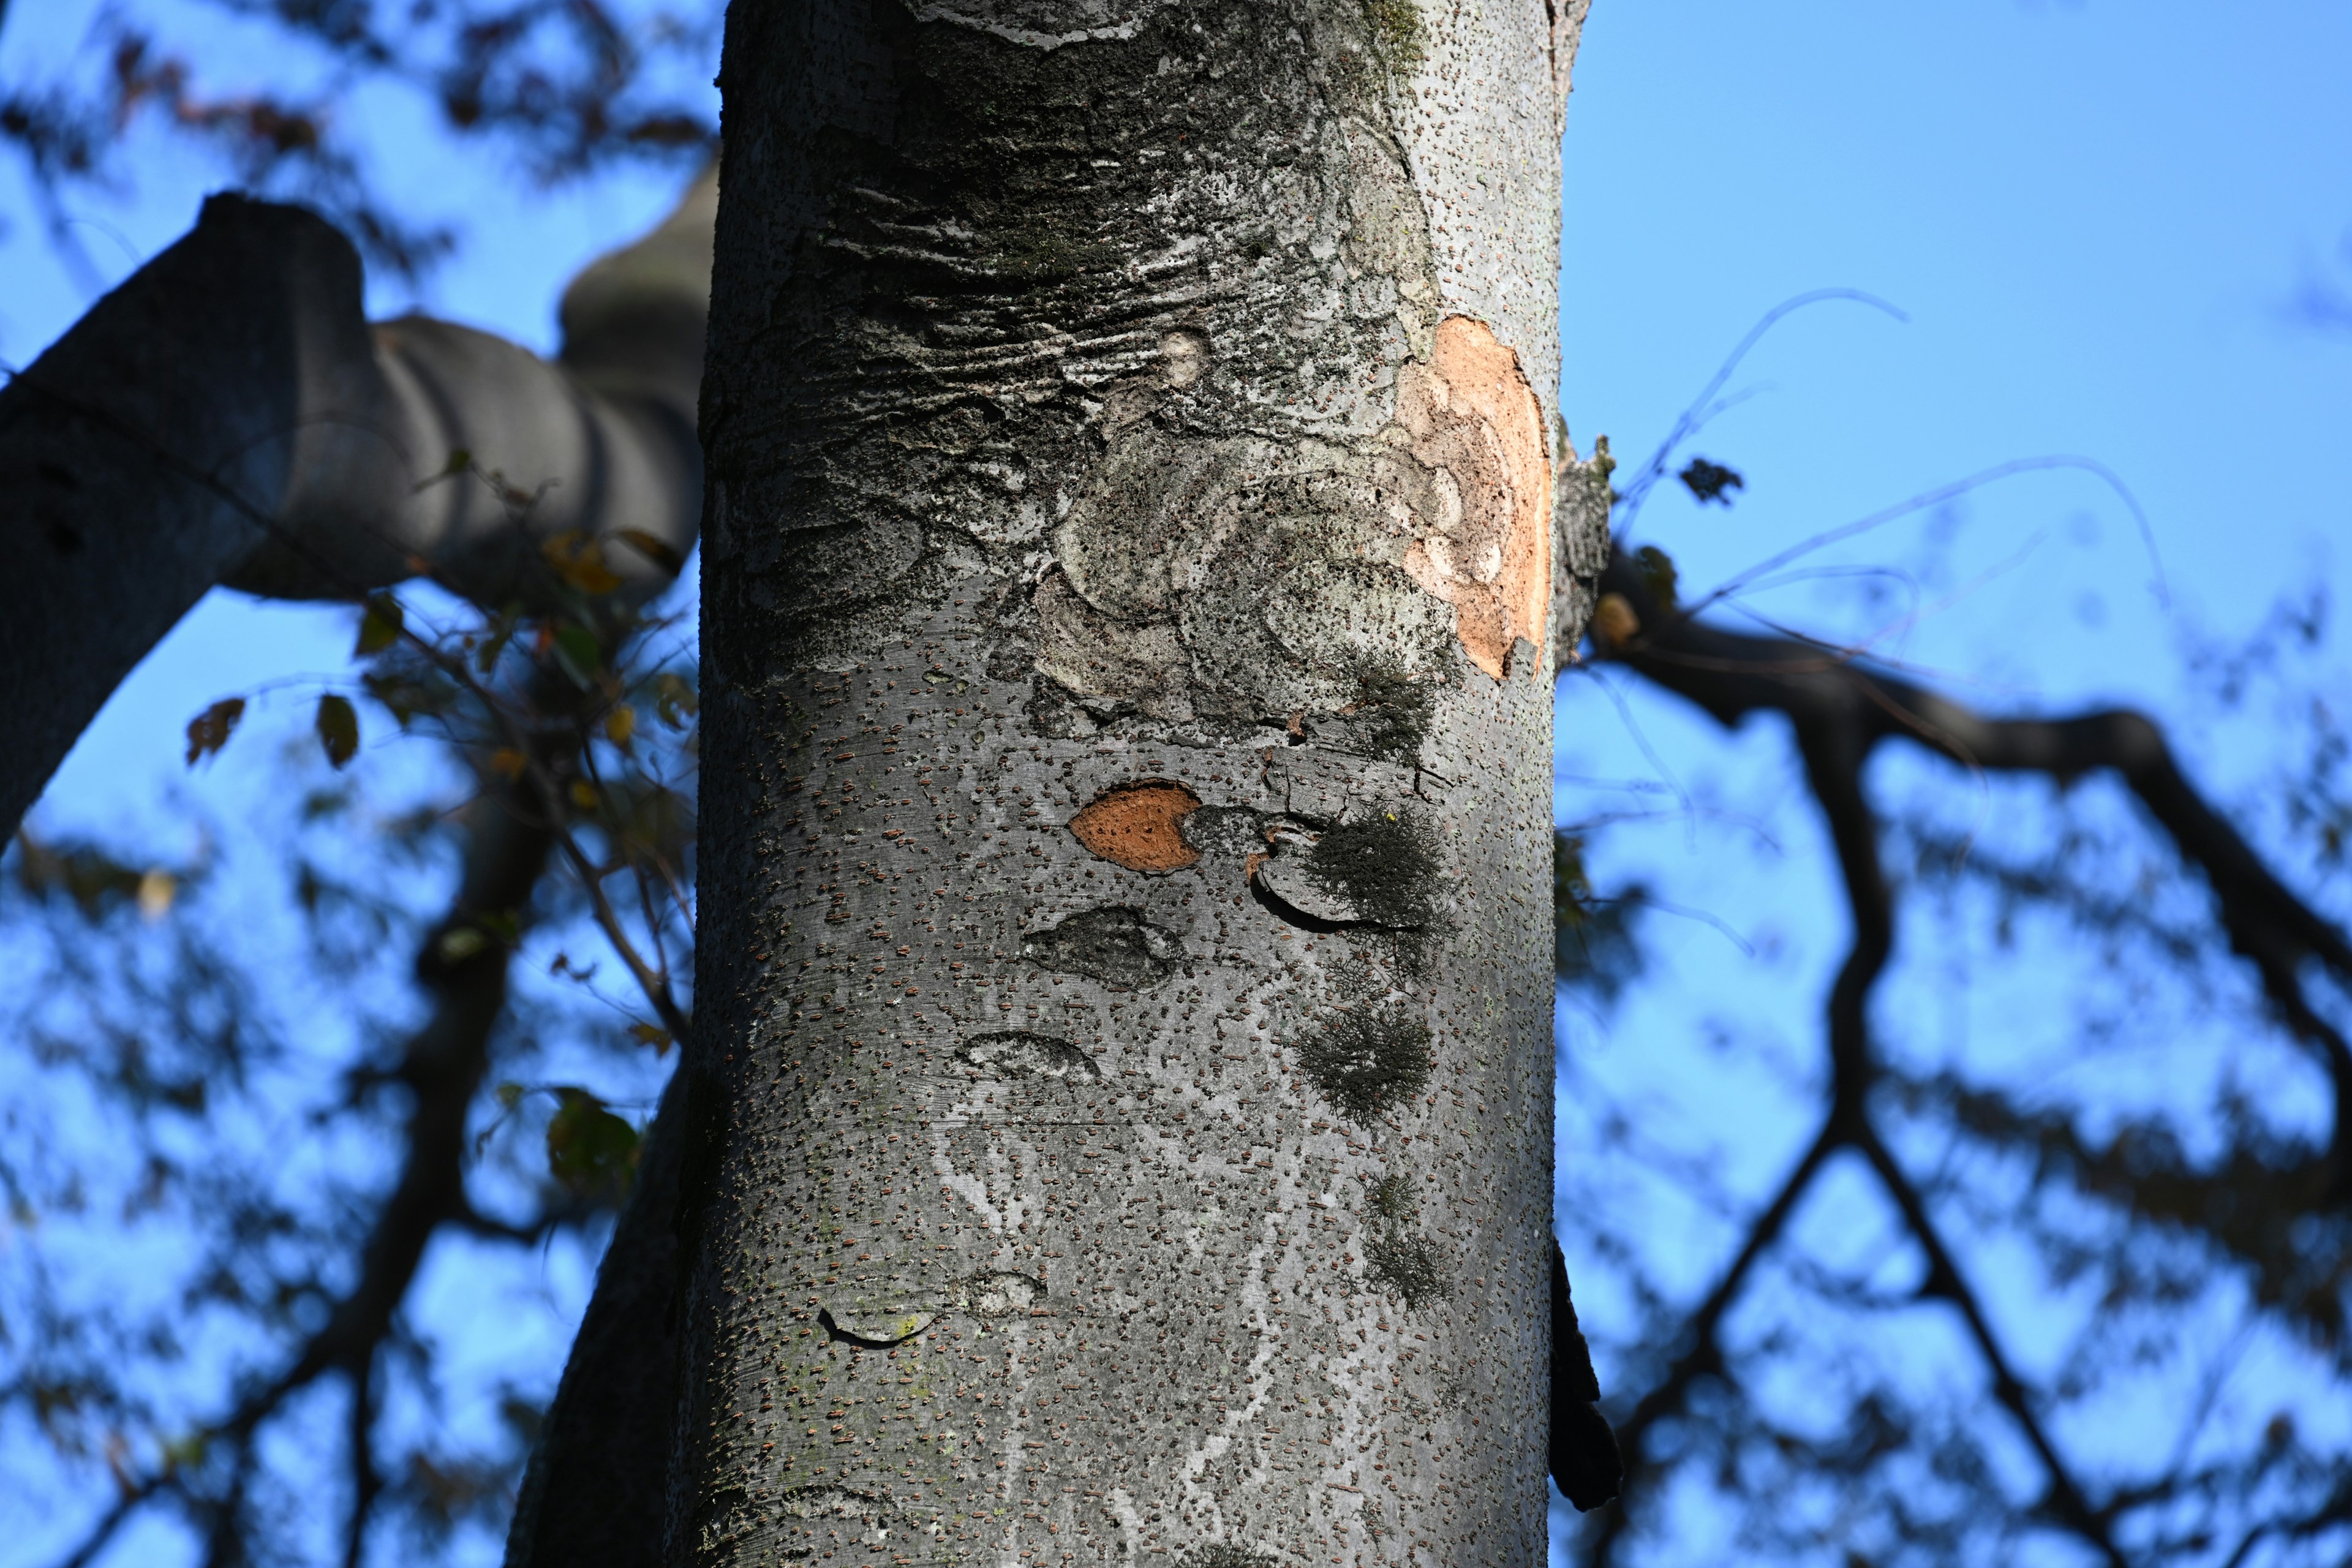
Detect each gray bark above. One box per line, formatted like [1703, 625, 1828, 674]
[680, 3, 1585, 1563]
[0, 170, 715, 839]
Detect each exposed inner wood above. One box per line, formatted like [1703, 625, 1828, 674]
[1066, 780, 1204, 872]
[1398, 315, 1553, 678]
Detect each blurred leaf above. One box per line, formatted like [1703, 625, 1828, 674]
[1555, 833, 1593, 924]
[1556, 832, 1647, 1007]
[438, 926, 488, 962]
[541, 530, 622, 596]
[1591, 592, 1640, 649]
[476, 606, 520, 673]
[568, 779, 599, 811]
[1678, 456, 1745, 506]
[13, 834, 145, 918]
[552, 624, 602, 687]
[1634, 545, 1679, 606]
[545, 1087, 639, 1202]
[628, 1022, 672, 1053]
[362, 666, 458, 727]
[611, 527, 684, 576]
[487, 747, 529, 781]
[494, 1082, 525, 1111]
[355, 593, 404, 656]
[604, 704, 636, 750]
[316, 695, 360, 768]
[413, 447, 471, 491]
[135, 868, 175, 921]
[184, 698, 246, 766]
[652, 672, 699, 729]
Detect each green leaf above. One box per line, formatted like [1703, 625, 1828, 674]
[438, 926, 489, 962]
[551, 624, 602, 688]
[545, 1087, 639, 1200]
[315, 695, 359, 769]
[355, 593, 404, 656]
[184, 698, 246, 766]
[1633, 544, 1679, 606]
[412, 447, 470, 492]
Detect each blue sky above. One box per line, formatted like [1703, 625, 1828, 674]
[4, 2, 2350, 1565]
[1546, 5, 2352, 1561]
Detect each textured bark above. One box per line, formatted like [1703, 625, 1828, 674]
[0, 171, 714, 839]
[683, 3, 1583, 1564]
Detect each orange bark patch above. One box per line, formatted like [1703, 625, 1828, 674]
[1396, 315, 1553, 679]
[1069, 781, 1203, 872]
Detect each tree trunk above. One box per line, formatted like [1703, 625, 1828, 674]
[682, 2, 1586, 1562]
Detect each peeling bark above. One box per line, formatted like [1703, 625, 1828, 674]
[682, 2, 1584, 1563]
[0, 171, 715, 839]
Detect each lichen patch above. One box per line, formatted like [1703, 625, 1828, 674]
[1069, 780, 1203, 871]
[1396, 315, 1553, 677]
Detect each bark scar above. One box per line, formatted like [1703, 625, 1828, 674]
[1069, 780, 1203, 872]
[1396, 316, 1553, 679]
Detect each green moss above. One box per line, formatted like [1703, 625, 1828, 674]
[1368, 1172, 1416, 1221]
[1361, 0, 1424, 72]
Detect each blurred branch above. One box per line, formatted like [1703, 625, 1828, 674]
[1577, 538, 2352, 1566]
[41, 747, 563, 1567]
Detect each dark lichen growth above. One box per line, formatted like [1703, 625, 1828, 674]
[1368, 1172, 1416, 1222]
[1360, 0, 1424, 73]
[1343, 663, 1435, 763]
[1188, 1548, 1277, 1568]
[1366, 1230, 1449, 1308]
[1303, 809, 1440, 930]
[1298, 1005, 1432, 1121]
[1022, 905, 1181, 990]
[1362, 1167, 1450, 1308]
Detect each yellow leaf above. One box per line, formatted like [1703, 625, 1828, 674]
[611, 527, 685, 576]
[568, 779, 599, 810]
[540, 530, 623, 597]
[604, 704, 636, 749]
[628, 1022, 673, 1053]
[1591, 593, 1640, 649]
[488, 748, 528, 780]
[137, 869, 176, 921]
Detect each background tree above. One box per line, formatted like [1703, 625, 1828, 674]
[4, 2, 2350, 1567]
